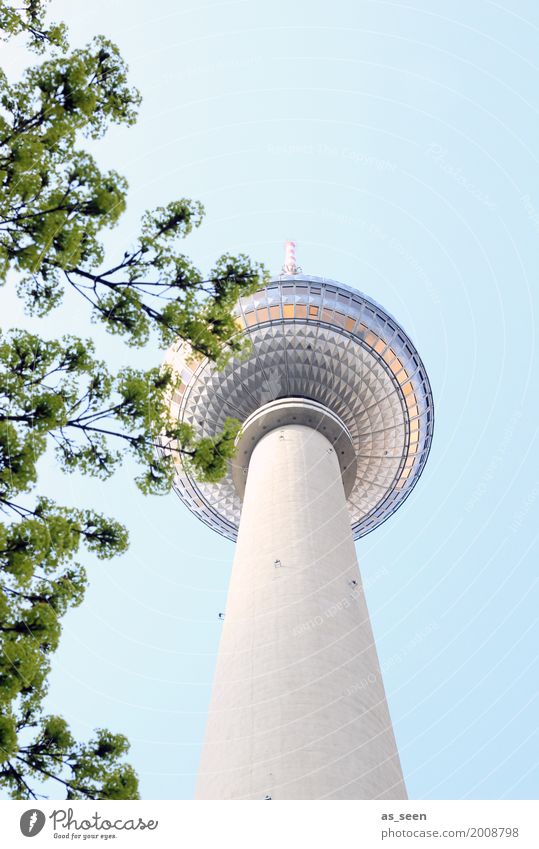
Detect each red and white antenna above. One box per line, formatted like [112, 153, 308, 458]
[282, 240, 301, 275]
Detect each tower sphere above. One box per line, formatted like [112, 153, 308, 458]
[165, 274, 434, 540]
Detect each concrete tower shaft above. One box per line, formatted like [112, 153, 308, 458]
[164, 270, 434, 800]
[195, 417, 407, 800]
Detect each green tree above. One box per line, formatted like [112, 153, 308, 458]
[0, 0, 265, 799]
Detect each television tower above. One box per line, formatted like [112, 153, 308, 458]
[164, 242, 434, 799]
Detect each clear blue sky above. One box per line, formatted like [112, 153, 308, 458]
[2, 0, 538, 800]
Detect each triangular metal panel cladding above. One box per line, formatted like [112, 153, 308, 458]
[210, 489, 235, 513]
[264, 338, 292, 363]
[328, 386, 355, 418]
[229, 378, 254, 404]
[360, 417, 384, 444]
[354, 468, 372, 490]
[250, 349, 277, 380]
[334, 370, 364, 405]
[339, 392, 357, 420]
[351, 353, 370, 384]
[362, 491, 381, 516]
[290, 366, 314, 390]
[352, 495, 370, 517]
[364, 363, 391, 386]
[233, 354, 256, 377]
[386, 413, 406, 441]
[241, 370, 265, 396]
[251, 333, 277, 356]
[358, 426, 376, 447]
[186, 382, 205, 407]
[335, 352, 357, 384]
[308, 363, 327, 384]
[379, 407, 402, 437]
[250, 336, 280, 367]
[204, 385, 230, 415]
[229, 376, 259, 409]
[349, 498, 367, 519]
[288, 347, 313, 369]
[289, 323, 313, 343]
[296, 364, 315, 384]
[375, 394, 397, 419]
[353, 392, 371, 422]
[352, 505, 368, 524]
[218, 393, 247, 423]
[359, 494, 376, 513]
[341, 365, 363, 394]
[310, 331, 332, 357]
[251, 333, 286, 359]
[322, 387, 349, 419]
[291, 329, 315, 351]
[361, 374, 387, 402]
[377, 470, 397, 492]
[321, 380, 346, 409]
[358, 398, 384, 433]
[384, 425, 403, 450]
[203, 409, 226, 436]
[331, 350, 351, 380]
[363, 468, 394, 497]
[355, 364, 374, 392]
[181, 405, 198, 427]
[313, 326, 333, 357]
[357, 437, 375, 460]
[193, 411, 213, 437]
[307, 380, 333, 407]
[376, 370, 398, 399]
[358, 356, 379, 383]
[369, 456, 389, 483]
[287, 378, 309, 398]
[222, 492, 240, 513]
[378, 396, 400, 424]
[317, 355, 342, 380]
[309, 353, 332, 377]
[334, 405, 359, 438]
[253, 361, 289, 393]
[347, 352, 366, 381]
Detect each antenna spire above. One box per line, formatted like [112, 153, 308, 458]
[282, 240, 301, 275]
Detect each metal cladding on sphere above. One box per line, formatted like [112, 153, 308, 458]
[164, 274, 434, 540]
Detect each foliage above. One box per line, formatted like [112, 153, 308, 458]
[0, 17, 265, 361]
[1, 716, 139, 800]
[0, 0, 66, 53]
[0, 0, 266, 800]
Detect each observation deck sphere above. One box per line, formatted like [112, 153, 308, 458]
[165, 274, 434, 540]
